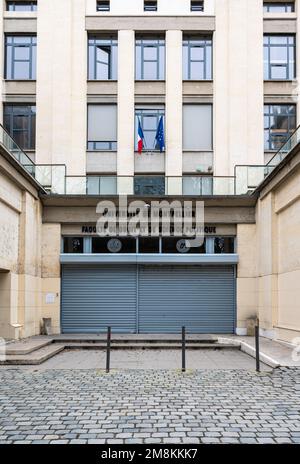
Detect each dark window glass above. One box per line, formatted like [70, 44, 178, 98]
[136, 38, 165, 80]
[162, 237, 206, 254]
[139, 238, 160, 253]
[7, 1, 37, 11]
[191, 1, 204, 12]
[135, 108, 165, 151]
[144, 1, 157, 11]
[263, 2, 294, 12]
[92, 237, 136, 253]
[264, 35, 296, 80]
[264, 104, 296, 150]
[214, 237, 235, 254]
[97, 1, 110, 11]
[183, 36, 212, 80]
[3, 105, 36, 150]
[134, 176, 165, 196]
[5, 35, 37, 80]
[63, 237, 84, 254]
[88, 36, 117, 80]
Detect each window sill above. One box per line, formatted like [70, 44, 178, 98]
[264, 79, 295, 83]
[87, 150, 117, 153]
[4, 79, 36, 82]
[87, 79, 117, 83]
[183, 80, 213, 83]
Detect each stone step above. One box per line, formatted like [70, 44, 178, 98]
[0, 344, 65, 365]
[5, 339, 53, 356]
[64, 342, 239, 350]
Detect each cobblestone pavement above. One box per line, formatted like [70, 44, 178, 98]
[0, 367, 300, 444]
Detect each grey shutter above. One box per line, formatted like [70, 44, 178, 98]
[88, 104, 117, 142]
[61, 264, 137, 333]
[138, 265, 235, 333]
[183, 104, 212, 150]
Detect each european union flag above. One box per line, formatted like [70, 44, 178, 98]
[155, 116, 165, 152]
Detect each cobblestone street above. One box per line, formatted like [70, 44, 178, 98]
[0, 367, 300, 444]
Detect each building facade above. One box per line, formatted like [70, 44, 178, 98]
[0, 0, 300, 342]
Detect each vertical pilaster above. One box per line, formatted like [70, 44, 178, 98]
[165, 30, 183, 194]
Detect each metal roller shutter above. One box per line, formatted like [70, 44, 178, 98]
[138, 265, 235, 333]
[61, 264, 137, 333]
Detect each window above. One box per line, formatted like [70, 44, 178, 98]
[264, 104, 296, 150]
[135, 108, 165, 151]
[136, 37, 165, 80]
[191, 1, 204, 12]
[92, 237, 136, 253]
[96, 0, 110, 11]
[134, 176, 165, 195]
[87, 105, 117, 150]
[183, 105, 212, 150]
[214, 237, 235, 254]
[183, 36, 212, 80]
[88, 36, 117, 80]
[5, 36, 37, 80]
[263, 2, 294, 12]
[6, 1, 37, 11]
[4, 105, 36, 150]
[264, 35, 296, 80]
[144, 1, 157, 11]
[162, 237, 206, 254]
[63, 237, 84, 254]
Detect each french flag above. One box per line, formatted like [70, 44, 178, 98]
[137, 118, 144, 154]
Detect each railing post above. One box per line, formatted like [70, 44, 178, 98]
[255, 319, 260, 373]
[106, 326, 111, 373]
[182, 326, 186, 373]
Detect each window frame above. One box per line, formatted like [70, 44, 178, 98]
[191, 1, 204, 12]
[183, 36, 213, 80]
[264, 104, 296, 151]
[263, 2, 295, 13]
[135, 107, 165, 152]
[6, 1, 37, 11]
[264, 34, 296, 80]
[5, 35, 37, 80]
[96, 0, 110, 11]
[88, 36, 118, 80]
[144, 1, 158, 12]
[136, 37, 165, 81]
[87, 104, 118, 151]
[3, 104, 36, 150]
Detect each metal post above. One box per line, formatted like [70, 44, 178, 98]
[182, 326, 186, 373]
[106, 326, 111, 373]
[255, 320, 260, 373]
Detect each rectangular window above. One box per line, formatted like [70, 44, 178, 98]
[6, 1, 37, 11]
[191, 1, 204, 12]
[162, 237, 206, 254]
[264, 104, 296, 150]
[92, 237, 136, 253]
[264, 35, 296, 80]
[263, 2, 294, 13]
[183, 36, 212, 80]
[214, 237, 235, 254]
[136, 37, 165, 80]
[5, 35, 37, 80]
[135, 108, 165, 151]
[144, 1, 157, 11]
[88, 36, 117, 80]
[183, 105, 212, 150]
[87, 104, 117, 150]
[96, 0, 110, 11]
[134, 176, 165, 196]
[3, 105, 36, 150]
[63, 237, 84, 254]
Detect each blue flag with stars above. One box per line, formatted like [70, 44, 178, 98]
[155, 116, 165, 152]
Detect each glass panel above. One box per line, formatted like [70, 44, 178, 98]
[214, 237, 235, 254]
[143, 46, 157, 60]
[143, 61, 157, 79]
[190, 46, 204, 60]
[162, 237, 205, 254]
[87, 177, 100, 194]
[99, 176, 117, 194]
[190, 61, 204, 79]
[134, 177, 165, 195]
[14, 46, 30, 60]
[139, 238, 160, 253]
[63, 237, 84, 254]
[92, 237, 136, 253]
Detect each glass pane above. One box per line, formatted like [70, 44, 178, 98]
[63, 237, 84, 254]
[190, 46, 204, 60]
[270, 65, 287, 79]
[143, 46, 157, 60]
[87, 177, 100, 194]
[214, 237, 235, 254]
[5, 46, 12, 79]
[190, 61, 204, 79]
[269, 36, 288, 45]
[142, 115, 157, 130]
[144, 131, 156, 149]
[14, 45, 30, 60]
[139, 238, 160, 253]
[96, 61, 109, 79]
[270, 46, 288, 62]
[14, 131, 29, 150]
[100, 176, 117, 194]
[13, 36, 32, 44]
[162, 237, 205, 254]
[14, 61, 30, 79]
[143, 61, 157, 79]
[97, 46, 110, 64]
